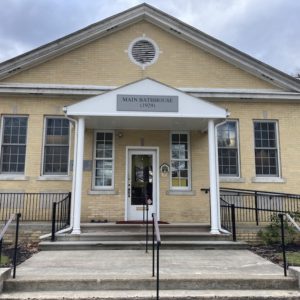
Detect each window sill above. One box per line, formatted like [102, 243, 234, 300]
[166, 190, 195, 196]
[219, 177, 245, 183]
[0, 175, 29, 181]
[88, 190, 119, 195]
[251, 177, 286, 183]
[37, 176, 72, 181]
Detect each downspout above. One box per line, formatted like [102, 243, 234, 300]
[215, 117, 229, 233]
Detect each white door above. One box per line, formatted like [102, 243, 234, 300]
[127, 149, 157, 220]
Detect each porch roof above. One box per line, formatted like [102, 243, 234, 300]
[65, 78, 228, 130]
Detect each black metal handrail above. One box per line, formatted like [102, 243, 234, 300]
[152, 213, 161, 300]
[0, 213, 21, 278]
[0, 192, 70, 221]
[51, 192, 71, 241]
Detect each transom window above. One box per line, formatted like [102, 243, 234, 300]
[94, 131, 114, 189]
[170, 133, 190, 190]
[43, 117, 70, 175]
[217, 121, 239, 177]
[254, 121, 279, 176]
[0, 116, 28, 173]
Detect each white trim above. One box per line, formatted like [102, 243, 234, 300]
[1, 83, 300, 100]
[92, 130, 115, 190]
[251, 177, 286, 183]
[169, 131, 191, 191]
[128, 36, 160, 69]
[166, 190, 195, 196]
[41, 116, 71, 176]
[0, 175, 29, 181]
[88, 190, 119, 195]
[125, 146, 160, 221]
[219, 177, 245, 183]
[37, 175, 72, 181]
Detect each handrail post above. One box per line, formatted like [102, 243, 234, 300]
[51, 202, 57, 242]
[279, 213, 287, 276]
[67, 192, 71, 225]
[13, 213, 21, 279]
[254, 191, 259, 226]
[152, 213, 155, 277]
[0, 238, 2, 265]
[145, 202, 149, 253]
[156, 241, 160, 300]
[231, 204, 237, 242]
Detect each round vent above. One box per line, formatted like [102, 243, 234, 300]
[128, 37, 159, 68]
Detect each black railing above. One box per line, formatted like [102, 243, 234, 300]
[0, 193, 70, 221]
[220, 198, 237, 241]
[152, 213, 161, 300]
[0, 213, 21, 278]
[51, 192, 71, 241]
[220, 188, 300, 225]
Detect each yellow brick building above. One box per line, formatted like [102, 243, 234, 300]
[0, 4, 299, 234]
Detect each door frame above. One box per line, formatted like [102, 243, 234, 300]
[125, 146, 160, 221]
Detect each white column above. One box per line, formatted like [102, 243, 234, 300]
[72, 117, 85, 235]
[208, 119, 220, 234]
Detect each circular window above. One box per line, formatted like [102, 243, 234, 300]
[128, 37, 159, 68]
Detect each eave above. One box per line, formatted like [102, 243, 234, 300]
[1, 83, 300, 101]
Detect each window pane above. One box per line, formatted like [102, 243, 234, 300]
[43, 118, 69, 175]
[170, 133, 190, 189]
[94, 132, 114, 188]
[217, 121, 239, 176]
[1, 117, 28, 173]
[254, 121, 279, 176]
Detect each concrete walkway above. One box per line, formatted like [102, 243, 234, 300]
[14, 249, 285, 279]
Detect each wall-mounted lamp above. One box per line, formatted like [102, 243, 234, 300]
[117, 131, 123, 138]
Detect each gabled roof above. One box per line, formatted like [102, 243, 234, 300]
[65, 78, 228, 130]
[0, 3, 300, 92]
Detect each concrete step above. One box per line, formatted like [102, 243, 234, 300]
[3, 275, 298, 292]
[39, 240, 248, 251]
[1, 290, 300, 300]
[80, 223, 211, 233]
[54, 232, 232, 242]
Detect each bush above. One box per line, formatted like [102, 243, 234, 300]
[257, 213, 299, 245]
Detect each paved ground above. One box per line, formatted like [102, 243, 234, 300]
[15, 249, 285, 279]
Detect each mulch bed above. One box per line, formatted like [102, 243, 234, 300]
[0, 242, 39, 267]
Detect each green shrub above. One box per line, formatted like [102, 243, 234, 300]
[257, 213, 299, 245]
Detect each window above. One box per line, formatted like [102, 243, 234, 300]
[94, 131, 114, 189]
[0, 116, 28, 173]
[254, 121, 279, 176]
[217, 121, 239, 177]
[170, 132, 190, 190]
[43, 117, 70, 175]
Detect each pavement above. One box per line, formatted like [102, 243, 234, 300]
[14, 249, 285, 279]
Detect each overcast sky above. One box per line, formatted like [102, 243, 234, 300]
[0, 0, 299, 76]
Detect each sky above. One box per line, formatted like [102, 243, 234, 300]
[0, 0, 299, 76]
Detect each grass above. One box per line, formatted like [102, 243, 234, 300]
[0, 255, 11, 267]
[277, 251, 300, 266]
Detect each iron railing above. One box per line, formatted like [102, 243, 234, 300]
[0, 213, 21, 278]
[0, 193, 71, 221]
[219, 188, 300, 225]
[51, 192, 71, 241]
[220, 198, 237, 241]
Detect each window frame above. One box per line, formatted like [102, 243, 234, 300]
[92, 130, 115, 190]
[0, 115, 28, 174]
[169, 131, 191, 191]
[217, 120, 241, 178]
[41, 116, 71, 176]
[253, 120, 281, 178]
